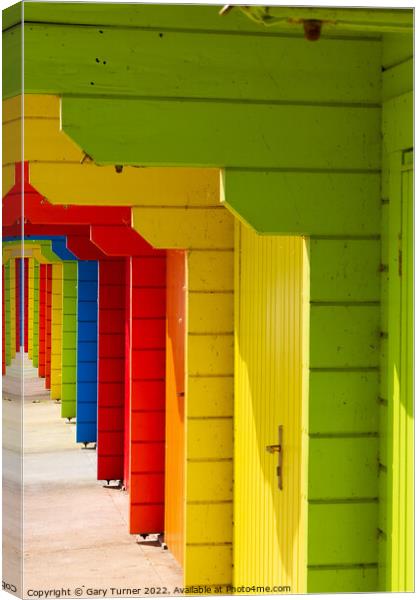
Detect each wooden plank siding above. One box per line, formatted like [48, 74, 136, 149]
[97, 259, 126, 482]
[15, 257, 21, 351]
[45, 263, 52, 388]
[32, 260, 40, 367]
[24, 257, 29, 352]
[2, 267, 5, 374]
[33, 260, 40, 364]
[132, 200, 234, 586]
[50, 263, 63, 399]
[38, 263, 46, 378]
[4, 263, 11, 366]
[76, 261, 98, 444]
[61, 261, 77, 418]
[165, 250, 187, 567]
[234, 225, 309, 592]
[9, 259, 16, 361]
[27, 258, 34, 359]
[2, 6, 413, 592]
[129, 254, 166, 535]
[378, 32, 413, 592]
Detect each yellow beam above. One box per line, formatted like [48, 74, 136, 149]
[3, 95, 220, 208]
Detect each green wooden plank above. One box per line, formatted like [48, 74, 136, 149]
[61, 365, 76, 381]
[308, 503, 378, 565]
[308, 566, 377, 593]
[62, 97, 381, 169]
[62, 297, 77, 315]
[2, 20, 22, 100]
[309, 437, 378, 499]
[2, 1, 22, 31]
[61, 262, 77, 418]
[382, 32, 413, 69]
[12, 24, 381, 103]
[21, 3, 275, 32]
[310, 305, 380, 368]
[309, 371, 379, 434]
[400, 167, 413, 590]
[382, 58, 413, 102]
[223, 172, 381, 235]
[62, 331, 77, 348]
[311, 240, 381, 302]
[382, 152, 402, 591]
[383, 91, 413, 154]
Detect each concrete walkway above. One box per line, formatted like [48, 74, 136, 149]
[3, 352, 182, 598]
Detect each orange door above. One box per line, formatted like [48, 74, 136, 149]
[165, 250, 186, 566]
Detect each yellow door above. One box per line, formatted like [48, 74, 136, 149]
[234, 222, 309, 593]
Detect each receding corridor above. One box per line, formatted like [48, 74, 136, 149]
[2, 353, 182, 599]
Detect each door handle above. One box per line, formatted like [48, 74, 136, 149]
[266, 425, 283, 490]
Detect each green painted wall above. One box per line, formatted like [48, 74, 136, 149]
[61, 262, 77, 419]
[378, 32, 413, 592]
[32, 260, 40, 368]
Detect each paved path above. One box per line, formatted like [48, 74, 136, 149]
[2, 353, 182, 598]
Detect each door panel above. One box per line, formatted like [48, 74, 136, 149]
[234, 223, 309, 592]
[165, 250, 186, 567]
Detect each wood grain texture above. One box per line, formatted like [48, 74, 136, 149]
[165, 250, 186, 566]
[32, 261, 40, 367]
[17, 24, 381, 103]
[50, 263, 63, 400]
[308, 503, 378, 565]
[97, 259, 126, 481]
[310, 240, 381, 302]
[379, 33, 413, 590]
[310, 305, 380, 368]
[234, 224, 309, 591]
[76, 261, 98, 444]
[129, 253, 166, 536]
[62, 97, 381, 169]
[223, 171, 381, 236]
[45, 264, 52, 388]
[30, 162, 220, 207]
[61, 262, 77, 418]
[4, 264, 11, 366]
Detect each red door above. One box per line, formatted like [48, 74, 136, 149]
[38, 264, 47, 378]
[15, 258, 20, 352]
[24, 258, 29, 353]
[45, 264, 52, 388]
[97, 259, 126, 481]
[129, 253, 166, 535]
